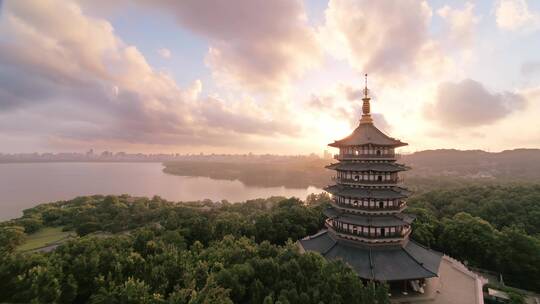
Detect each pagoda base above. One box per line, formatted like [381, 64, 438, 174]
[298, 229, 442, 281]
[297, 230, 486, 304]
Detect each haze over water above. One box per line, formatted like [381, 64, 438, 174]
[0, 163, 322, 221]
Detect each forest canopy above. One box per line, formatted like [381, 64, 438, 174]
[1, 185, 540, 303]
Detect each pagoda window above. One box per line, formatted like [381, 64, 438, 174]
[378, 201, 383, 209]
[377, 175, 383, 181]
[353, 200, 358, 207]
[376, 149, 381, 156]
[354, 175, 359, 181]
[381, 228, 386, 236]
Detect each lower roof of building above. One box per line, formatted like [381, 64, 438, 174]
[325, 184, 411, 199]
[298, 230, 442, 281]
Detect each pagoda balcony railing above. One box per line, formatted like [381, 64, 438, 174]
[334, 153, 401, 160]
[330, 201, 406, 214]
[332, 176, 404, 185]
[325, 221, 411, 244]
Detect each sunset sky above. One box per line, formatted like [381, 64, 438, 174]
[1, 0, 540, 154]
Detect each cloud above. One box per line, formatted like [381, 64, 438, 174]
[521, 61, 540, 76]
[495, 0, 540, 31]
[0, 0, 299, 150]
[438, 2, 480, 47]
[157, 48, 171, 59]
[424, 79, 526, 127]
[320, 0, 450, 81]
[141, 0, 321, 92]
[307, 84, 391, 133]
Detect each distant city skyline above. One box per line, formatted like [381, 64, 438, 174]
[1, 0, 540, 154]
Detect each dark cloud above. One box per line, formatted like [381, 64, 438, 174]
[425, 79, 526, 127]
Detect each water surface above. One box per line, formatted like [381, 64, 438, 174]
[0, 162, 322, 220]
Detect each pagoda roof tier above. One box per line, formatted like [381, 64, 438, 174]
[298, 230, 442, 281]
[324, 207, 414, 227]
[329, 123, 407, 148]
[326, 162, 410, 172]
[325, 184, 411, 199]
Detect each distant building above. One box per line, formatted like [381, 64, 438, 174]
[298, 75, 485, 303]
[323, 150, 332, 159]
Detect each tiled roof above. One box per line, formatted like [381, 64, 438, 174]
[298, 230, 443, 281]
[329, 123, 407, 147]
[325, 184, 411, 199]
[326, 162, 409, 172]
[324, 207, 415, 227]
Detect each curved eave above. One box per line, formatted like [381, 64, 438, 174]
[328, 122, 408, 148]
[325, 162, 410, 172]
[329, 141, 408, 148]
[324, 185, 411, 199]
[323, 207, 415, 227]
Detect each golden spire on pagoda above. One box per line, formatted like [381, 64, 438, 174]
[360, 73, 373, 124]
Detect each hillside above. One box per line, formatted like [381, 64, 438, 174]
[403, 149, 540, 180]
[163, 149, 540, 189]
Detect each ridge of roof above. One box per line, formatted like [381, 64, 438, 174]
[401, 242, 439, 277]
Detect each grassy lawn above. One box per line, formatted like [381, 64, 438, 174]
[17, 227, 75, 252]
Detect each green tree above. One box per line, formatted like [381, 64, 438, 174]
[438, 212, 498, 268]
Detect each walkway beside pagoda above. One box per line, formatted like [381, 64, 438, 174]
[390, 255, 486, 304]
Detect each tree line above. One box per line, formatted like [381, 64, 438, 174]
[0, 193, 389, 303]
[1, 185, 540, 302]
[409, 185, 540, 292]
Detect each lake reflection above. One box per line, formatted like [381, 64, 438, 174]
[0, 162, 323, 220]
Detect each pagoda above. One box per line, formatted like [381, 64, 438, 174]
[298, 75, 443, 296]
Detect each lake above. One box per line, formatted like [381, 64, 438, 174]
[0, 162, 323, 221]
